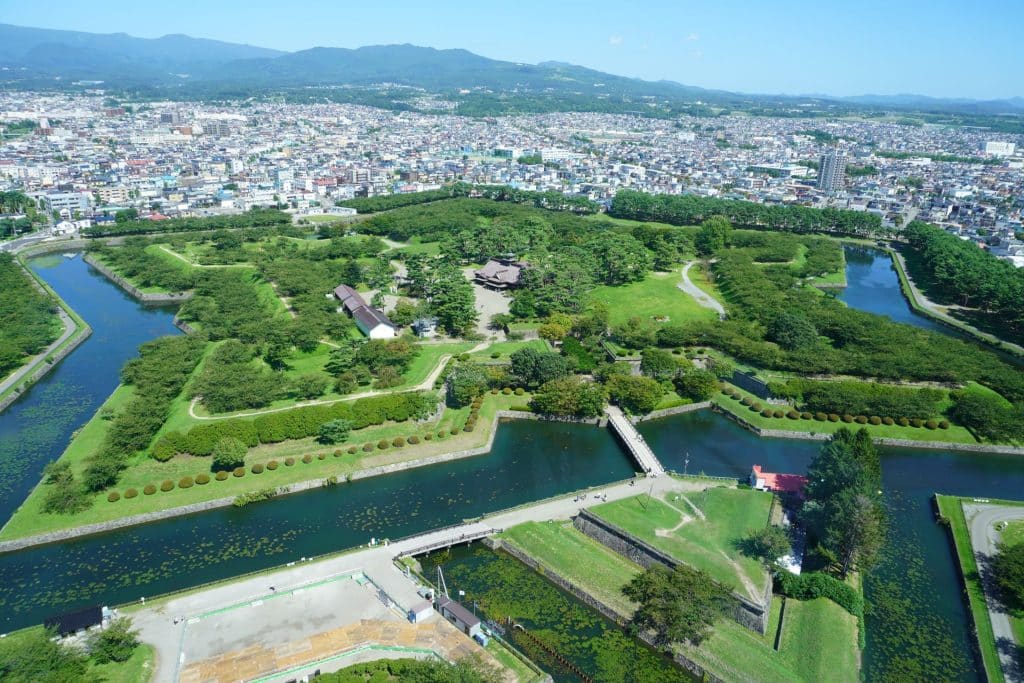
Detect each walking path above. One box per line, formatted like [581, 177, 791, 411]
[187, 341, 489, 420]
[133, 475, 680, 682]
[605, 405, 665, 476]
[679, 261, 725, 319]
[890, 250, 1024, 356]
[963, 503, 1024, 682]
[0, 307, 76, 401]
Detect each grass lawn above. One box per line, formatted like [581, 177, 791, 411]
[86, 251, 170, 294]
[485, 639, 545, 683]
[715, 383, 980, 445]
[0, 391, 528, 541]
[589, 487, 771, 601]
[0, 626, 155, 683]
[390, 238, 441, 257]
[469, 339, 549, 362]
[500, 520, 643, 616]
[591, 271, 718, 327]
[935, 494, 1004, 683]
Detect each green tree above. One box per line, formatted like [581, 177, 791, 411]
[694, 215, 733, 256]
[606, 374, 664, 414]
[510, 347, 571, 387]
[674, 367, 719, 401]
[767, 311, 819, 350]
[0, 628, 90, 682]
[640, 347, 679, 380]
[740, 526, 792, 566]
[622, 564, 732, 646]
[992, 542, 1024, 608]
[293, 373, 329, 399]
[317, 419, 354, 445]
[211, 436, 247, 471]
[530, 375, 607, 417]
[88, 617, 140, 664]
[449, 364, 491, 407]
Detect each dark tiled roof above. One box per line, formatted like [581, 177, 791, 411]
[353, 304, 395, 330]
[437, 597, 480, 627]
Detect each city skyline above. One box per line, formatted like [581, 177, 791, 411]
[0, 0, 1021, 100]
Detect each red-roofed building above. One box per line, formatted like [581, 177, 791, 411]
[750, 465, 807, 496]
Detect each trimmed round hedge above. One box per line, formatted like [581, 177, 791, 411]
[317, 452, 326, 460]
[925, 419, 938, 430]
[144, 484, 157, 495]
[251, 464, 264, 474]
[910, 418, 923, 428]
[939, 420, 950, 430]
[107, 491, 120, 502]
[302, 454, 313, 463]
[882, 417, 894, 426]
[814, 412, 827, 421]
[855, 415, 868, 425]
[408, 435, 420, 445]
[179, 476, 194, 489]
[869, 416, 882, 425]
[196, 474, 210, 485]
[215, 471, 229, 481]
[801, 412, 812, 420]
[363, 443, 374, 452]
[772, 409, 784, 419]
[347, 446, 358, 454]
[377, 439, 389, 450]
[450, 428, 459, 436]
[841, 414, 854, 423]
[828, 414, 840, 422]
[124, 488, 138, 499]
[424, 433, 433, 441]
[392, 437, 405, 448]
[285, 457, 296, 466]
[761, 408, 773, 418]
[898, 417, 910, 427]
[267, 460, 279, 470]
[232, 467, 245, 477]
[787, 410, 799, 420]
[160, 480, 174, 492]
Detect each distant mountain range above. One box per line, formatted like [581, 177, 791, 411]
[0, 22, 1021, 117]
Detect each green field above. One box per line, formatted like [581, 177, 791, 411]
[0, 390, 527, 541]
[715, 383, 980, 445]
[499, 505, 857, 682]
[589, 487, 772, 601]
[935, 495, 1005, 683]
[500, 520, 642, 615]
[468, 338, 549, 362]
[591, 271, 718, 327]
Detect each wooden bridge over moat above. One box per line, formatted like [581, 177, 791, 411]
[604, 405, 666, 476]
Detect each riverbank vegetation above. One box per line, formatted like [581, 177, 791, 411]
[0, 253, 62, 381]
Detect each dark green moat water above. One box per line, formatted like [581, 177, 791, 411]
[423, 545, 694, 683]
[1, 249, 1020, 681]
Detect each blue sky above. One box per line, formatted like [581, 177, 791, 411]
[1, 0, 1020, 99]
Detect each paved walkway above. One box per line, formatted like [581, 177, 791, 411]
[963, 503, 1024, 682]
[679, 261, 725, 319]
[605, 405, 666, 476]
[133, 475, 679, 682]
[0, 287, 78, 402]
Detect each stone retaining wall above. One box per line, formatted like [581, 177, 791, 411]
[632, 401, 711, 423]
[0, 324, 91, 412]
[714, 405, 1024, 455]
[82, 253, 193, 303]
[487, 537, 724, 683]
[573, 509, 771, 634]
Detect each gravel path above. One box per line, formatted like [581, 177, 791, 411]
[963, 502, 1024, 681]
[680, 261, 725, 318]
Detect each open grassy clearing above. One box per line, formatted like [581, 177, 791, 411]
[715, 383, 980, 444]
[499, 520, 643, 616]
[591, 271, 718, 327]
[935, 495, 1005, 683]
[0, 390, 529, 540]
[468, 338, 549, 362]
[589, 487, 771, 600]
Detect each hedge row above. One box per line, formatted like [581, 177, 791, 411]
[152, 391, 435, 460]
[775, 571, 863, 618]
[722, 387, 950, 429]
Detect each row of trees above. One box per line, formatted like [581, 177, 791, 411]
[0, 253, 60, 379]
[339, 183, 600, 215]
[82, 208, 291, 237]
[610, 190, 885, 237]
[903, 221, 1024, 341]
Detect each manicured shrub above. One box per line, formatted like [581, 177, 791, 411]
[424, 432, 433, 441]
[772, 409, 784, 419]
[814, 412, 827, 421]
[267, 460, 278, 470]
[347, 446, 358, 454]
[285, 457, 296, 466]
[363, 443, 374, 452]
[160, 480, 174, 492]
[179, 476, 194, 488]
[408, 435, 420, 444]
[898, 417, 910, 426]
[801, 412, 812, 420]
[925, 419, 938, 430]
[787, 410, 800, 420]
[855, 415, 868, 424]
[752, 402, 763, 411]
[775, 572, 863, 618]
[251, 464, 264, 474]
[514, 387, 525, 396]
[317, 452, 326, 460]
[195, 474, 210, 485]
[450, 428, 459, 436]
[392, 437, 405, 448]
[910, 418, 923, 428]
[828, 414, 839, 422]
[882, 417, 894, 426]
[333, 449, 342, 457]
[232, 467, 245, 477]
[436, 431, 446, 439]
[760, 408, 773, 418]
[490, 351, 500, 358]
[302, 454, 313, 463]
[939, 420, 950, 430]
[124, 488, 138, 499]
[869, 416, 882, 425]
[464, 423, 474, 432]
[107, 491, 120, 502]
[741, 397, 753, 407]
[215, 471, 229, 481]
[502, 388, 512, 395]
[377, 439, 389, 450]
[841, 414, 854, 423]
[490, 388, 499, 394]
[143, 484, 157, 495]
